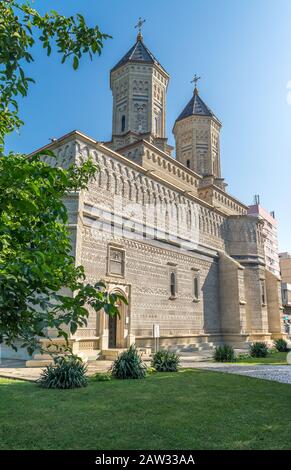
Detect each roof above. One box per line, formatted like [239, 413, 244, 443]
[111, 37, 168, 75]
[175, 89, 219, 123]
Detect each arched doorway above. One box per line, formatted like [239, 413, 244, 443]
[108, 291, 128, 349]
[108, 314, 117, 348]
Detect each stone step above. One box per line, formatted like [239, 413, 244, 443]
[26, 351, 91, 368]
[138, 347, 152, 359]
[168, 343, 216, 353]
[79, 349, 102, 360]
[101, 348, 152, 361]
[101, 349, 126, 360]
[180, 351, 214, 362]
[26, 359, 53, 367]
[33, 354, 53, 361]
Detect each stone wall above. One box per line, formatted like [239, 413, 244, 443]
[219, 252, 246, 335]
[19, 133, 281, 356]
[265, 270, 284, 338]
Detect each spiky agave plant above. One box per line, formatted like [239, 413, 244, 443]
[151, 350, 180, 372]
[38, 355, 88, 389]
[110, 344, 147, 379]
[213, 344, 235, 362]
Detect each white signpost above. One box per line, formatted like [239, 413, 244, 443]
[153, 324, 160, 353]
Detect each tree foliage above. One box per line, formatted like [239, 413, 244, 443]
[0, 151, 127, 354]
[0, 2, 125, 354]
[0, 0, 110, 151]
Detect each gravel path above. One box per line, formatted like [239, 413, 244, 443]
[184, 362, 291, 385]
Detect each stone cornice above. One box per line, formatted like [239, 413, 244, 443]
[198, 184, 248, 211]
[28, 130, 235, 219]
[172, 112, 222, 132]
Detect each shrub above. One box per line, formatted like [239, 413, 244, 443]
[110, 345, 147, 380]
[38, 355, 87, 389]
[213, 344, 235, 362]
[274, 339, 288, 352]
[93, 372, 111, 382]
[249, 342, 268, 358]
[151, 350, 180, 372]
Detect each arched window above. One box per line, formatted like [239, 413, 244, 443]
[186, 159, 191, 169]
[121, 115, 126, 132]
[170, 271, 177, 298]
[192, 271, 200, 301]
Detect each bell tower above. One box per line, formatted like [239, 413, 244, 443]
[109, 19, 169, 151]
[173, 76, 225, 188]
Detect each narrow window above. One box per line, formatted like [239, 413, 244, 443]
[260, 279, 266, 305]
[193, 273, 200, 301]
[186, 159, 191, 169]
[121, 115, 126, 133]
[170, 271, 176, 298]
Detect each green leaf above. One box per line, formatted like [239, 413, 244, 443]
[73, 56, 79, 70]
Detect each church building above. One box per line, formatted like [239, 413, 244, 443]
[3, 27, 285, 362]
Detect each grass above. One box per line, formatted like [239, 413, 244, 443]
[1, 369, 291, 450]
[235, 351, 288, 365]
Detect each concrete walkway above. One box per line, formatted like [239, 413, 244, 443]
[0, 359, 113, 382]
[0, 350, 212, 382]
[1, 358, 291, 385]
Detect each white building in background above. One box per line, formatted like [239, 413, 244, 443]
[248, 197, 280, 278]
[279, 253, 291, 331]
[279, 252, 291, 283]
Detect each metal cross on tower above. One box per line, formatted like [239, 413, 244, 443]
[135, 17, 146, 40]
[191, 74, 201, 93]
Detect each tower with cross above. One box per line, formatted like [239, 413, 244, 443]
[173, 74, 224, 186]
[109, 18, 170, 149]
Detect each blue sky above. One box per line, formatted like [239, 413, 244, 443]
[6, 0, 291, 251]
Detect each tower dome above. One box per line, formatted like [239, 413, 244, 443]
[109, 27, 169, 150]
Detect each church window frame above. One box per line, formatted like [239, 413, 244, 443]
[192, 269, 201, 302]
[168, 263, 178, 300]
[107, 245, 125, 278]
[121, 115, 126, 133]
[260, 278, 267, 306]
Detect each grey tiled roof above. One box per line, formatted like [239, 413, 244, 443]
[111, 38, 167, 74]
[176, 90, 218, 122]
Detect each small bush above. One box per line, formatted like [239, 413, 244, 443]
[274, 339, 288, 352]
[110, 344, 147, 380]
[38, 355, 87, 389]
[146, 366, 157, 375]
[213, 344, 235, 362]
[93, 372, 111, 382]
[236, 353, 251, 361]
[249, 342, 268, 358]
[151, 350, 180, 372]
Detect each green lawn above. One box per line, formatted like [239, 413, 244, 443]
[235, 351, 288, 365]
[1, 369, 291, 450]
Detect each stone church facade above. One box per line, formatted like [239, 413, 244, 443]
[1, 32, 285, 361]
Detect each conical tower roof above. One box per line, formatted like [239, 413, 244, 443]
[176, 88, 219, 123]
[111, 35, 168, 75]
